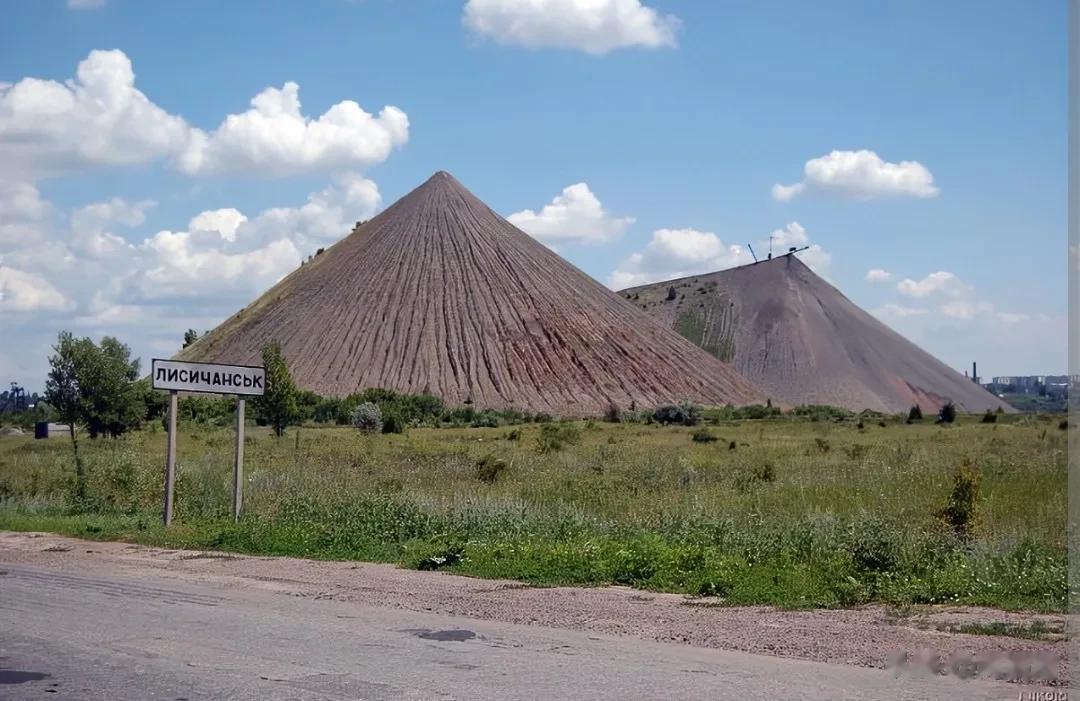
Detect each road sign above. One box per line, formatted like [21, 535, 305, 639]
[152, 359, 265, 396]
[152, 358, 265, 527]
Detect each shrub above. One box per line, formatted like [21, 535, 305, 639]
[381, 410, 405, 434]
[352, 402, 382, 432]
[505, 429, 522, 441]
[937, 463, 981, 540]
[470, 411, 501, 428]
[475, 454, 508, 483]
[907, 405, 923, 422]
[690, 428, 717, 443]
[981, 409, 997, 424]
[653, 403, 701, 426]
[845, 516, 900, 573]
[666, 286, 677, 301]
[535, 423, 581, 453]
[603, 402, 622, 423]
[936, 401, 957, 424]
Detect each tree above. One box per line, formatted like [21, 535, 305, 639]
[45, 332, 95, 500]
[254, 341, 299, 437]
[936, 401, 957, 424]
[183, 329, 200, 348]
[82, 337, 146, 439]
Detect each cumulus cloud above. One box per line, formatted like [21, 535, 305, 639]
[177, 82, 409, 177]
[608, 220, 830, 289]
[0, 266, 72, 312]
[70, 197, 153, 257]
[508, 183, 634, 244]
[877, 270, 1032, 330]
[0, 170, 384, 384]
[865, 268, 893, 283]
[189, 208, 248, 242]
[608, 228, 751, 289]
[873, 303, 928, 319]
[0, 50, 193, 180]
[463, 0, 680, 55]
[0, 50, 409, 181]
[136, 232, 301, 301]
[0, 182, 52, 246]
[772, 150, 939, 201]
[896, 270, 970, 299]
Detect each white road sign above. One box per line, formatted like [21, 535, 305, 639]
[152, 359, 265, 396]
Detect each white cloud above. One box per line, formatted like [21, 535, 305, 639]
[68, 0, 105, 9]
[0, 266, 72, 312]
[136, 232, 301, 300]
[0, 182, 52, 246]
[177, 82, 409, 176]
[0, 50, 409, 181]
[463, 0, 680, 55]
[873, 303, 928, 319]
[0, 50, 194, 180]
[608, 228, 751, 288]
[70, 197, 153, 257]
[0, 170, 385, 386]
[608, 220, 830, 288]
[865, 268, 893, 283]
[508, 182, 634, 244]
[896, 270, 969, 298]
[772, 150, 939, 201]
[189, 208, 248, 242]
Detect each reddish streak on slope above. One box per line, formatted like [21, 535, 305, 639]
[621, 255, 1014, 414]
[178, 171, 762, 414]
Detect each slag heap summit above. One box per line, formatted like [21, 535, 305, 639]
[178, 171, 762, 414]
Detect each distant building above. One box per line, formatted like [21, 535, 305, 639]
[34, 422, 70, 439]
[984, 375, 1069, 400]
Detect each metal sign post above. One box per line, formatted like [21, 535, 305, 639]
[164, 390, 178, 527]
[232, 397, 245, 523]
[152, 359, 265, 527]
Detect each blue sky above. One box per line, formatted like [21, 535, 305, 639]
[0, 0, 1066, 390]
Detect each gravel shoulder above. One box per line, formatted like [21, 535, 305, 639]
[0, 530, 1066, 680]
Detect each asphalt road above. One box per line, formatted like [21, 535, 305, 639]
[0, 563, 1021, 700]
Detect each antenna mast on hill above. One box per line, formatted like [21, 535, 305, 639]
[768, 234, 774, 260]
[747, 243, 758, 263]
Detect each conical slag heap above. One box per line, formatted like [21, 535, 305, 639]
[619, 254, 1013, 414]
[179, 171, 762, 413]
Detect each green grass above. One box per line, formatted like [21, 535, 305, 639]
[0, 412, 1067, 611]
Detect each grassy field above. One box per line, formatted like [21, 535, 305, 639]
[0, 411, 1066, 611]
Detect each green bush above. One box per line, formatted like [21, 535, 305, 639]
[981, 409, 997, 424]
[907, 405, 923, 422]
[937, 401, 957, 424]
[475, 454, 509, 483]
[653, 403, 701, 426]
[381, 410, 405, 434]
[535, 423, 581, 453]
[690, 429, 717, 443]
[937, 463, 981, 540]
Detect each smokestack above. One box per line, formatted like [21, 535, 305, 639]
[972, 361, 977, 384]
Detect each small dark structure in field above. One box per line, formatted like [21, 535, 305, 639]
[178, 171, 761, 414]
[620, 254, 1014, 414]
